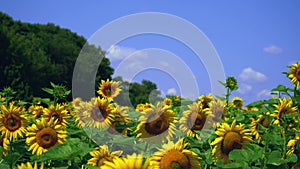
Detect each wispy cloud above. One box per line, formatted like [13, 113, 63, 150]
[237, 83, 252, 94]
[239, 67, 267, 82]
[263, 45, 283, 54]
[106, 45, 137, 61]
[167, 88, 177, 95]
[257, 89, 271, 98]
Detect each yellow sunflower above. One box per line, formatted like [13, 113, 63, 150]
[164, 98, 172, 108]
[29, 105, 44, 119]
[179, 102, 213, 139]
[135, 102, 176, 143]
[287, 62, 300, 87]
[287, 132, 300, 156]
[43, 104, 71, 127]
[231, 97, 244, 109]
[72, 98, 88, 127]
[198, 94, 213, 109]
[0, 102, 27, 140]
[26, 118, 67, 156]
[135, 103, 152, 112]
[174, 95, 180, 101]
[17, 162, 44, 169]
[250, 113, 271, 143]
[151, 139, 201, 169]
[107, 105, 130, 135]
[211, 120, 252, 162]
[210, 99, 225, 122]
[82, 97, 116, 130]
[97, 79, 122, 101]
[272, 98, 298, 125]
[88, 145, 122, 167]
[101, 153, 149, 169]
[0, 135, 9, 155]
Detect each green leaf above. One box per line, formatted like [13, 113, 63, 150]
[235, 114, 245, 122]
[222, 161, 249, 169]
[267, 150, 282, 166]
[228, 149, 250, 162]
[2, 152, 22, 167]
[42, 87, 54, 95]
[271, 85, 287, 92]
[83, 164, 100, 169]
[284, 154, 297, 163]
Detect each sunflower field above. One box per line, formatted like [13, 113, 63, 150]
[0, 62, 300, 169]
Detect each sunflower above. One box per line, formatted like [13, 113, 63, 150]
[107, 105, 130, 135]
[26, 118, 67, 156]
[174, 95, 180, 101]
[272, 98, 298, 125]
[164, 98, 172, 107]
[135, 102, 176, 143]
[243, 107, 259, 112]
[73, 99, 90, 128]
[87, 145, 122, 167]
[101, 153, 149, 169]
[250, 113, 271, 143]
[287, 62, 300, 87]
[179, 102, 213, 139]
[151, 139, 201, 169]
[231, 97, 243, 109]
[135, 103, 152, 112]
[210, 99, 225, 122]
[0, 102, 27, 140]
[0, 135, 9, 155]
[97, 79, 121, 101]
[43, 104, 71, 127]
[287, 134, 300, 155]
[211, 120, 252, 162]
[29, 105, 44, 119]
[82, 97, 116, 130]
[17, 162, 44, 169]
[198, 94, 213, 109]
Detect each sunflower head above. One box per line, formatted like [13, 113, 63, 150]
[135, 102, 176, 143]
[250, 113, 271, 142]
[210, 99, 225, 122]
[29, 105, 44, 119]
[231, 97, 244, 109]
[17, 162, 44, 169]
[0, 102, 27, 140]
[211, 120, 252, 162]
[97, 79, 121, 101]
[272, 98, 298, 125]
[287, 62, 300, 87]
[287, 131, 300, 155]
[136, 103, 152, 112]
[225, 77, 238, 91]
[43, 104, 71, 127]
[87, 145, 122, 167]
[102, 153, 149, 169]
[164, 98, 172, 107]
[198, 94, 213, 109]
[151, 139, 201, 169]
[26, 118, 67, 156]
[0, 135, 9, 155]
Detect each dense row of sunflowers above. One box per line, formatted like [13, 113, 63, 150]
[0, 62, 299, 168]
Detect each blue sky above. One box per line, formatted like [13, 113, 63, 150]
[1, 1, 300, 104]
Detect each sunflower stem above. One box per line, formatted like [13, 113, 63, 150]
[144, 142, 149, 153]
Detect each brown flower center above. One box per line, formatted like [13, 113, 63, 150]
[259, 117, 269, 129]
[295, 67, 300, 81]
[4, 114, 22, 131]
[36, 127, 58, 149]
[49, 111, 62, 124]
[145, 115, 169, 135]
[160, 150, 190, 169]
[91, 106, 109, 122]
[189, 113, 206, 131]
[222, 131, 242, 156]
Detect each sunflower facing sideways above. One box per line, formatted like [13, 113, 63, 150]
[97, 79, 121, 101]
[179, 102, 213, 139]
[211, 120, 252, 162]
[0, 102, 27, 141]
[250, 113, 271, 143]
[287, 62, 300, 87]
[272, 98, 298, 125]
[135, 102, 177, 143]
[87, 145, 122, 167]
[82, 97, 116, 130]
[150, 139, 201, 169]
[0, 135, 9, 155]
[231, 97, 244, 109]
[43, 104, 71, 127]
[101, 153, 149, 169]
[198, 94, 213, 109]
[26, 118, 67, 156]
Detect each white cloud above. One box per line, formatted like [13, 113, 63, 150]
[239, 67, 267, 82]
[167, 88, 177, 95]
[257, 89, 272, 98]
[106, 45, 137, 61]
[263, 45, 283, 54]
[237, 83, 252, 94]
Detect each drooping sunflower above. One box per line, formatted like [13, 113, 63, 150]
[287, 62, 300, 87]
[211, 120, 252, 162]
[0, 135, 9, 155]
[272, 98, 298, 125]
[97, 79, 121, 101]
[0, 102, 27, 140]
[231, 97, 244, 109]
[198, 94, 213, 109]
[135, 102, 176, 143]
[101, 153, 149, 169]
[87, 145, 122, 167]
[17, 162, 44, 169]
[29, 105, 44, 119]
[151, 139, 201, 169]
[287, 133, 300, 155]
[83, 97, 116, 130]
[250, 113, 271, 143]
[179, 102, 213, 139]
[43, 104, 71, 127]
[26, 118, 67, 156]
